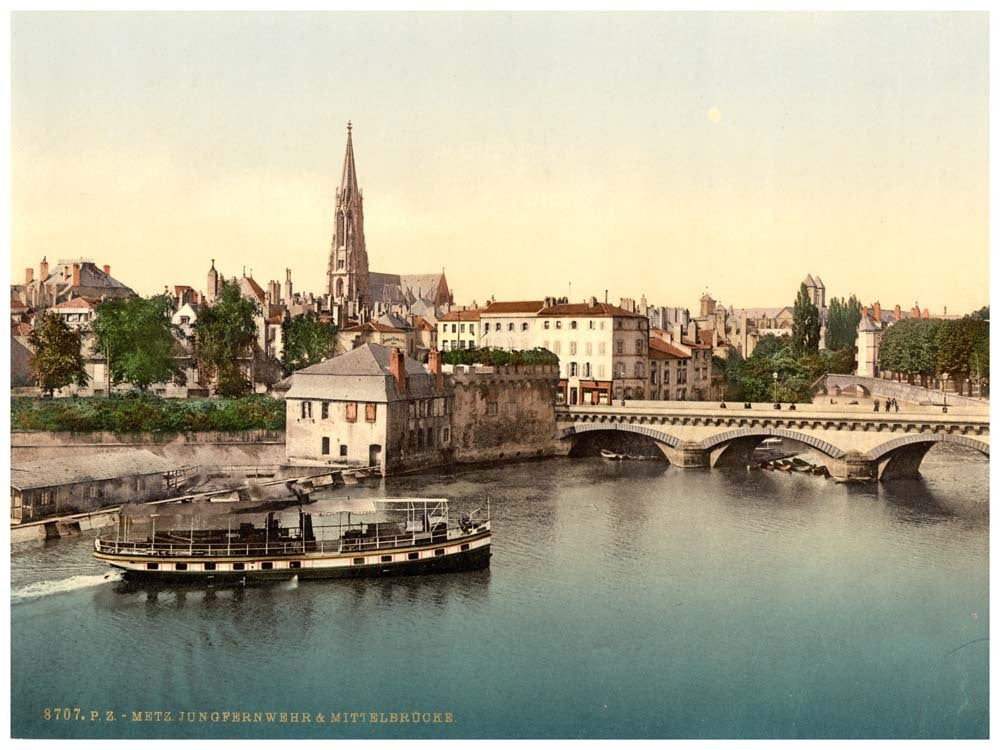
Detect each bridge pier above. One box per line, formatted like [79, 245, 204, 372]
[653, 441, 710, 468]
[827, 452, 878, 483]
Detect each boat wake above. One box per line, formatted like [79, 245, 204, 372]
[12, 571, 123, 603]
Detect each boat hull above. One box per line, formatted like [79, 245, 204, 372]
[95, 532, 491, 584]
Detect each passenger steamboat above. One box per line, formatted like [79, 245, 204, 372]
[93, 483, 491, 582]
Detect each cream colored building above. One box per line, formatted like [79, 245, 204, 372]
[536, 299, 649, 405]
[479, 300, 546, 350]
[437, 309, 480, 352]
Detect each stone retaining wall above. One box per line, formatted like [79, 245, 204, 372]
[11, 430, 286, 465]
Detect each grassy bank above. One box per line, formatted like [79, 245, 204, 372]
[11, 394, 285, 433]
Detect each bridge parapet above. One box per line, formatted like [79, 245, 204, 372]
[556, 401, 988, 482]
[820, 374, 987, 408]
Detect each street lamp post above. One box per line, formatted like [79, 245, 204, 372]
[772, 371, 779, 407]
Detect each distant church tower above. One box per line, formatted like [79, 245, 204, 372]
[327, 122, 370, 307]
[206, 259, 220, 303]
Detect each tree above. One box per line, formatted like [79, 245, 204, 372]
[825, 295, 863, 351]
[27, 313, 89, 396]
[195, 281, 259, 397]
[791, 283, 821, 354]
[93, 295, 185, 392]
[937, 318, 988, 396]
[879, 318, 942, 385]
[970, 305, 989, 321]
[280, 313, 337, 375]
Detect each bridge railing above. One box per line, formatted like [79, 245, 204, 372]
[556, 400, 989, 420]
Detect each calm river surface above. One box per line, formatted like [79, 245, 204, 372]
[10, 446, 989, 739]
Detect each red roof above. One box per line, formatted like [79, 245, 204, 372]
[51, 297, 98, 310]
[414, 316, 435, 331]
[539, 302, 645, 318]
[682, 338, 712, 350]
[649, 338, 689, 360]
[439, 309, 481, 322]
[481, 300, 545, 314]
[342, 321, 406, 334]
[242, 276, 266, 302]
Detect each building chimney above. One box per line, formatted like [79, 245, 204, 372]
[671, 322, 683, 343]
[103, 264, 111, 276]
[389, 347, 406, 397]
[72, 263, 81, 287]
[894, 304, 901, 321]
[25, 268, 33, 285]
[589, 296, 597, 309]
[428, 348, 443, 393]
[872, 301, 881, 322]
[39, 257, 49, 280]
[687, 320, 697, 342]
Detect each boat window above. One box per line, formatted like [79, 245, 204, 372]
[408, 552, 419, 560]
[261, 562, 273, 570]
[380, 555, 392, 563]
[290, 561, 301, 569]
[353, 557, 365, 565]
[233, 563, 245, 571]
[204, 562, 216, 571]
[460, 544, 470, 552]
[434, 548, 445, 557]
[174, 563, 187, 571]
[146, 563, 159, 570]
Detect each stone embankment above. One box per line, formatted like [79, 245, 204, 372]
[11, 430, 286, 466]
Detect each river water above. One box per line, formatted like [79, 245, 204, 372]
[10, 446, 989, 739]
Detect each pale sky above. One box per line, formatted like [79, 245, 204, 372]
[10, 12, 989, 314]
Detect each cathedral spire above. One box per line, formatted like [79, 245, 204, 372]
[328, 121, 369, 307]
[340, 121, 360, 204]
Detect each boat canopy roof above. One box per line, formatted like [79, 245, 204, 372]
[119, 496, 450, 520]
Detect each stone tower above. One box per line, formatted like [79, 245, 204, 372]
[327, 122, 369, 307]
[206, 259, 220, 304]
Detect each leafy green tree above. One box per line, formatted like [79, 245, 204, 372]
[879, 318, 942, 385]
[970, 305, 989, 321]
[93, 295, 184, 392]
[195, 281, 259, 397]
[27, 313, 89, 396]
[825, 295, 863, 351]
[791, 283, 821, 354]
[280, 313, 337, 375]
[825, 347, 856, 375]
[441, 347, 558, 367]
[937, 318, 988, 396]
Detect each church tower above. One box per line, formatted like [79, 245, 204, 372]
[327, 122, 370, 307]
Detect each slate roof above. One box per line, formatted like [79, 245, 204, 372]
[286, 343, 437, 402]
[11, 449, 177, 491]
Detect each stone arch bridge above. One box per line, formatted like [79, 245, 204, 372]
[556, 402, 989, 482]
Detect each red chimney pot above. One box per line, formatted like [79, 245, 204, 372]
[389, 348, 407, 397]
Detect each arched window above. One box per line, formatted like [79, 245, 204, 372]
[521, 322, 529, 331]
[508, 323, 515, 331]
[335, 278, 344, 298]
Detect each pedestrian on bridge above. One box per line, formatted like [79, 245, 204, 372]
[874, 399, 880, 412]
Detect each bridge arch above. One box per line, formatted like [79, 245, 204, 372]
[867, 433, 988, 481]
[699, 428, 847, 459]
[559, 422, 683, 449]
[868, 433, 989, 461]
